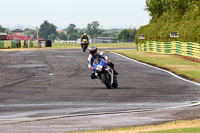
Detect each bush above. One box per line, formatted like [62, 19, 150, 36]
[137, 0, 200, 43]
[136, 20, 200, 43]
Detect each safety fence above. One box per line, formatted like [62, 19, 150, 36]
[137, 41, 200, 59]
[0, 40, 38, 49]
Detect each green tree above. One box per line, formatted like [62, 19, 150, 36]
[58, 32, 67, 40]
[78, 29, 85, 36]
[48, 33, 56, 40]
[68, 33, 79, 40]
[66, 24, 78, 34]
[24, 28, 35, 35]
[118, 28, 137, 42]
[0, 25, 6, 32]
[86, 21, 102, 37]
[137, 0, 200, 43]
[101, 29, 121, 37]
[24, 28, 43, 39]
[39, 21, 57, 40]
[145, 0, 195, 23]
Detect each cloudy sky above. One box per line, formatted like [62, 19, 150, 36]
[0, 0, 151, 29]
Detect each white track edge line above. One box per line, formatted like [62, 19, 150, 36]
[111, 52, 200, 87]
[0, 101, 200, 125]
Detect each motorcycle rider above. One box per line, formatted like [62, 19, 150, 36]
[81, 33, 89, 48]
[88, 46, 118, 79]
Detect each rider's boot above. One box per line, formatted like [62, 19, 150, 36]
[91, 73, 97, 79]
[113, 69, 118, 75]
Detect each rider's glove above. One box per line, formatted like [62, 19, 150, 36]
[90, 67, 94, 71]
[106, 59, 110, 63]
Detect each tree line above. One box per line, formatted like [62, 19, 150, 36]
[136, 0, 200, 43]
[38, 20, 137, 42]
[0, 21, 137, 42]
[146, 0, 200, 23]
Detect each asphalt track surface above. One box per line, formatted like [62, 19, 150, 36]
[0, 48, 200, 132]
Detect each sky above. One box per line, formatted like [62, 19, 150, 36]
[0, 0, 151, 30]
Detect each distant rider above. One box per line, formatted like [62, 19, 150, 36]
[88, 46, 118, 79]
[81, 33, 89, 48]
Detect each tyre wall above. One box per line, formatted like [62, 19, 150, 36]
[0, 40, 38, 49]
[137, 41, 200, 59]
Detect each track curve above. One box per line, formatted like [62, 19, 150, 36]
[0, 49, 199, 132]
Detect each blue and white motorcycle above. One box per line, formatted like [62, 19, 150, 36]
[93, 57, 118, 89]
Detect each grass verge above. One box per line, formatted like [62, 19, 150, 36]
[52, 43, 136, 48]
[0, 43, 136, 51]
[67, 119, 200, 133]
[108, 49, 200, 83]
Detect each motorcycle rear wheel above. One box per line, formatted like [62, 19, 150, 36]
[112, 81, 118, 88]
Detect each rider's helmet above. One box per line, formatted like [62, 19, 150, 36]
[84, 33, 87, 36]
[89, 46, 97, 55]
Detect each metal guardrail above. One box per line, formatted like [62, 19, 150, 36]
[137, 41, 200, 59]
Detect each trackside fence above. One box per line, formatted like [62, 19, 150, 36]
[137, 41, 200, 59]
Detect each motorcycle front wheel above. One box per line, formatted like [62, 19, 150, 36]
[101, 73, 112, 89]
[82, 45, 86, 52]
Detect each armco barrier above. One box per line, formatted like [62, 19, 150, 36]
[137, 41, 200, 59]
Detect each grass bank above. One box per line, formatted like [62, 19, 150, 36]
[68, 119, 200, 133]
[109, 49, 200, 83]
[52, 43, 136, 48]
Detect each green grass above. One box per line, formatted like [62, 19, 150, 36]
[52, 43, 136, 48]
[108, 49, 200, 83]
[67, 119, 200, 133]
[144, 127, 200, 133]
[67, 127, 200, 133]
[67, 126, 200, 133]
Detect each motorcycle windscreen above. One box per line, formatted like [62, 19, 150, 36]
[93, 57, 101, 65]
[93, 58, 106, 70]
[82, 39, 88, 43]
